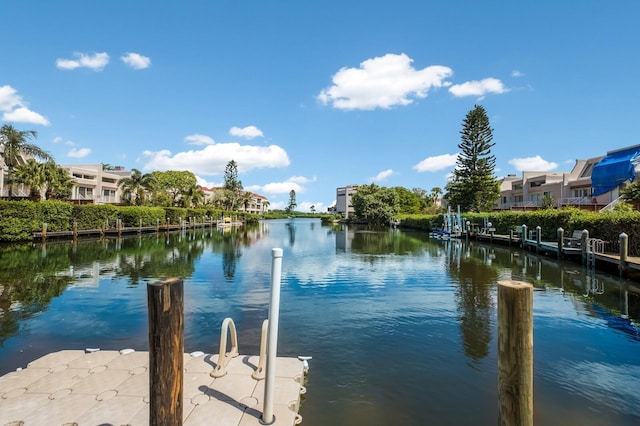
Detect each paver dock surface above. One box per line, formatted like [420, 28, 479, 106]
[0, 349, 306, 425]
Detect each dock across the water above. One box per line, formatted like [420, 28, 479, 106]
[0, 349, 306, 425]
[33, 217, 244, 242]
[468, 225, 640, 276]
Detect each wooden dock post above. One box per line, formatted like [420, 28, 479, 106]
[498, 280, 533, 426]
[42, 222, 47, 242]
[557, 228, 564, 260]
[147, 277, 184, 426]
[619, 232, 628, 276]
[581, 229, 589, 265]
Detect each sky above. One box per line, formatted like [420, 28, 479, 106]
[1, 1, 639, 212]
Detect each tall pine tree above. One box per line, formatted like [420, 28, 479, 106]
[445, 105, 500, 212]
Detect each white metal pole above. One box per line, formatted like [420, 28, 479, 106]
[262, 247, 283, 425]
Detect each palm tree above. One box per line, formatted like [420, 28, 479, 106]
[12, 159, 47, 199]
[118, 168, 155, 205]
[430, 186, 443, 204]
[0, 124, 53, 200]
[182, 185, 205, 208]
[242, 191, 254, 212]
[44, 163, 75, 200]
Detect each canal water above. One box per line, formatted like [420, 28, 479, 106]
[0, 218, 638, 425]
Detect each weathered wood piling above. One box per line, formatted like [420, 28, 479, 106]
[498, 280, 533, 426]
[147, 277, 184, 426]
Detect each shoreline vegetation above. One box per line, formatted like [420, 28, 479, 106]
[2, 200, 640, 258]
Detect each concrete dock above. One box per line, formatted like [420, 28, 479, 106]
[0, 349, 306, 425]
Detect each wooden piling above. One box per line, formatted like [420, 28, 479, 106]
[557, 228, 564, 260]
[619, 232, 628, 276]
[498, 280, 533, 426]
[147, 277, 184, 426]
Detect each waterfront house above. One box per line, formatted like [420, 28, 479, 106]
[199, 186, 269, 214]
[497, 144, 640, 211]
[61, 164, 130, 204]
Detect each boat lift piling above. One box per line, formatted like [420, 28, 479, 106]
[262, 248, 284, 425]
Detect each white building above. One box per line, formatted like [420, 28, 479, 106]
[61, 164, 130, 204]
[335, 185, 359, 218]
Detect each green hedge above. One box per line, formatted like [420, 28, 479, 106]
[400, 208, 640, 255]
[71, 204, 119, 230]
[0, 201, 261, 241]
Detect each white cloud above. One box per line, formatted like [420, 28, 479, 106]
[370, 169, 394, 182]
[413, 153, 458, 172]
[229, 125, 264, 139]
[56, 52, 110, 71]
[0, 85, 50, 126]
[3, 107, 50, 126]
[260, 181, 305, 195]
[120, 52, 151, 69]
[508, 155, 558, 171]
[511, 70, 525, 77]
[185, 134, 215, 145]
[288, 175, 316, 184]
[52, 136, 63, 143]
[250, 176, 314, 196]
[0, 85, 22, 111]
[317, 53, 453, 110]
[449, 77, 508, 97]
[298, 201, 328, 213]
[67, 147, 91, 158]
[195, 175, 222, 189]
[141, 142, 290, 175]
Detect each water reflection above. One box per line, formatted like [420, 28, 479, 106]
[0, 225, 267, 346]
[0, 221, 638, 425]
[446, 241, 497, 362]
[449, 240, 640, 342]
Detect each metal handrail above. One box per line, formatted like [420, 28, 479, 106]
[210, 317, 240, 377]
[252, 319, 269, 380]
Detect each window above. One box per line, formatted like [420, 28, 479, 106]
[73, 173, 96, 180]
[580, 163, 594, 178]
[574, 188, 592, 197]
[78, 187, 94, 199]
[530, 193, 543, 204]
[103, 189, 115, 200]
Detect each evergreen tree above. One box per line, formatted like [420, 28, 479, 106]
[286, 189, 297, 213]
[223, 160, 243, 210]
[445, 105, 500, 212]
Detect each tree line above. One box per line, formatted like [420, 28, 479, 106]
[350, 105, 499, 224]
[0, 124, 265, 211]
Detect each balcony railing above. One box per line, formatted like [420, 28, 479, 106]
[558, 197, 594, 205]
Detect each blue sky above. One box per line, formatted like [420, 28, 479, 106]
[1, 1, 639, 211]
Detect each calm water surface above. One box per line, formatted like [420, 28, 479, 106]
[0, 218, 638, 425]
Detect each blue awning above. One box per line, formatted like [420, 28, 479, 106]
[591, 146, 640, 196]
